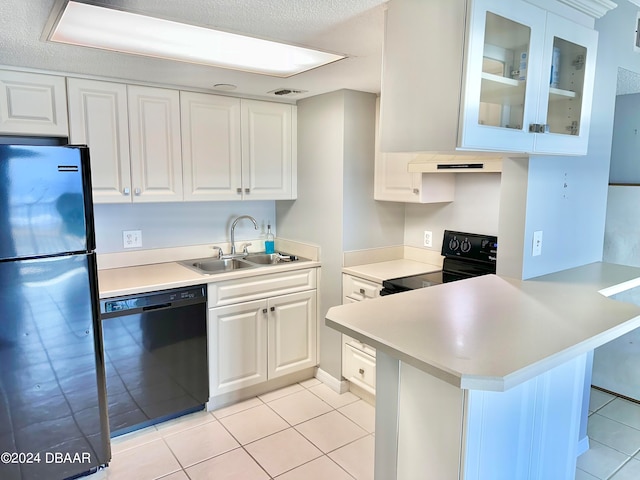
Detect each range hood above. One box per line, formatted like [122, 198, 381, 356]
[407, 153, 503, 173]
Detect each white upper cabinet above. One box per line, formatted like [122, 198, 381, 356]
[241, 99, 296, 200]
[69, 80, 183, 203]
[181, 95, 297, 201]
[374, 98, 455, 203]
[380, 0, 598, 156]
[181, 91, 242, 201]
[0, 70, 68, 137]
[127, 85, 183, 202]
[67, 78, 132, 203]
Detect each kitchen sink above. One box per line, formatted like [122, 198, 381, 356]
[180, 252, 307, 275]
[181, 258, 255, 274]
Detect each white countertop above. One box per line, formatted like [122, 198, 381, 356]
[326, 262, 640, 392]
[342, 259, 441, 284]
[98, 259, 320, 298]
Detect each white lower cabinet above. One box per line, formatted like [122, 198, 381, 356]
[343, 343, 376, 393]
[342, 273, 381, 395]
[208, 299, 268, 394]
[208, 269, 317, 397]
[268, 291, 317, 379]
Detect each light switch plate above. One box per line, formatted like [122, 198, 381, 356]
[123, 230, 142, 249]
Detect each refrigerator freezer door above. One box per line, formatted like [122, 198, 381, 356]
[0, 254, 110, 480]
[0, 145, 94, 261]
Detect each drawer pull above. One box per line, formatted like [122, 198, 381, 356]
[359, 368, 365, 375]
[359, 288, 365, 295]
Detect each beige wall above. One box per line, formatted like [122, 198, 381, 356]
[404, 173, 502, 251]
[277, 89, 404, 381]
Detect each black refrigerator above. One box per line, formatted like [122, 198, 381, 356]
[0, 145, 110, 480]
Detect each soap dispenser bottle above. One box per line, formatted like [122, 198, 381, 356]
[265, 224, 275, 254]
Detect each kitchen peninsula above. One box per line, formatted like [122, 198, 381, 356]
[326, 262, 640, 480]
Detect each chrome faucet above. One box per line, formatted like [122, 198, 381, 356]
[230, 215, 258, 255]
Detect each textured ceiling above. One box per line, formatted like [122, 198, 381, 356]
[0, 0, 387, 100]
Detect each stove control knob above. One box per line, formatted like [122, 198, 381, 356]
[461, 238, 471, 253]
[449, 236, 459, 251]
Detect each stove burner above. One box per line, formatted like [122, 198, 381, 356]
[380, 230, 497, 296]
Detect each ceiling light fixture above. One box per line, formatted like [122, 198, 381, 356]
[47, 1, 346, 77]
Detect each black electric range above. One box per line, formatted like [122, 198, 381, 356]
[380, 230, 498, 296]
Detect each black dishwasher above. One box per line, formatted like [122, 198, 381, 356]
[100, 285, 208, 437]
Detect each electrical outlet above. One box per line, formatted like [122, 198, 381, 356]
[123, 230, 142, 249]
[532, 230, 543, 257]
[424, 230, 433, 248]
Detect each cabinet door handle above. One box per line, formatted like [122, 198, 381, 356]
[123, 187, 130, 196]
[270, 306, 275, 312]
[237, 188, 242, 194]
[359, 288, 366, 295]
[134, 187, 141, 196]
[263, 308, 268, 314]
[528, 123, 548, 134]
[359, 368, 365, 375]
[245, 188, 250, 194]
[413, 188, 419, 195]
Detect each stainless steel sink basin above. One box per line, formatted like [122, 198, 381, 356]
[180, 252, 307, 275]
[181, 258, 255, 274]
[243, 253, 286, 265]
[244, 253, 302, 265]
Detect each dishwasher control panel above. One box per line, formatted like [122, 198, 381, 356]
[101, 285, 206, 314]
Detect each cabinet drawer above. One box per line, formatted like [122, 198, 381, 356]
[343, 334, 376, 358]
[342, 274, 381, 302]
[208, 268, 316, 307]
[343, 344, 376, 394]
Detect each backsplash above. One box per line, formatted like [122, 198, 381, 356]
[404, 173, 501, 251]
[93, 200, 276, 253]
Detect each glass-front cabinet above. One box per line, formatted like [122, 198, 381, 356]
[461, 0, 597, 155]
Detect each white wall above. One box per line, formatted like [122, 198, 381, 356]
[609, 92, 640, 183]
[277, 89, 404, 381]
[604, 186, 640, 266]
[343, 91, 405, 251]
[404, 174, 502, 251]
[94, 201, 275, 253]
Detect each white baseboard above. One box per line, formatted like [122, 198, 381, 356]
[577, 435, 590, 457]
[315, 368, 350, 394]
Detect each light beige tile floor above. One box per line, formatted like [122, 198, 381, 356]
[86, 378, 374, 480]
[577, 388, 640, 479]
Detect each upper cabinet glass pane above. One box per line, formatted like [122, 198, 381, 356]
[545, 37, 586, 136]
[479, 12, 531, 131]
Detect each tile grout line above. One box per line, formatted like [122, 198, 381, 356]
[103, 380, 372, 480]
[605, 454, 634, 480]
[218, 381, 368, 479]
[580, 388, 640, 479]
